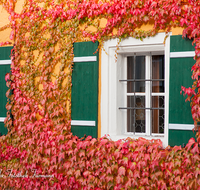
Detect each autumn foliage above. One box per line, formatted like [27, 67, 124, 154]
[0, 0, 200, 189]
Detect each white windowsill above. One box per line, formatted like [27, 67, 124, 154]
[108, 134, 166, 145]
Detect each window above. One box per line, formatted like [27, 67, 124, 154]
[101, 33, 170, 147]
[119, 54, 165, 135]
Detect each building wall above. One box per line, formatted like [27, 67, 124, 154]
[0, 5, 11, 43]
[0, 1, 196, 146]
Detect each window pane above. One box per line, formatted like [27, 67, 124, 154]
[152, 55, 164, 92]
[127, 56, 145, 93]
[152, 96, 164, 134]
[127, 96, 145, 133]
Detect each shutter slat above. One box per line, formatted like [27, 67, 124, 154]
[73, 56, 97, 62]
[170, 51, 195, 58]
[0, 117, 5, 122]
[71, 120, 96, 126]
[0, 60, 11, 65]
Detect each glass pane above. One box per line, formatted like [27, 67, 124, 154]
[152, 96, 165, 134]
[127, 56, 145, 93]
[127, 96, 145, 133]
[152, 55, 164, 92]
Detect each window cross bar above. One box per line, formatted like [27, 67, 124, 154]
[119, 107, 164, 110]
[119, 79, 164, 82]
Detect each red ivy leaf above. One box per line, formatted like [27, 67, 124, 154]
[58, 152, 65, 162]
[118, 166, 125, 176]
[191, 143, 199, 154]
[185, 138, 196, 150]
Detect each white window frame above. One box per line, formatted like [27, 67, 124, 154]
[101, 33, 170, 147]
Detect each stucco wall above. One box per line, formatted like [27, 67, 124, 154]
[0, 0, 24, 44]
[0, 5, 11, 43]
[0, 0, 185, 138]
[0, 0, 184, 44]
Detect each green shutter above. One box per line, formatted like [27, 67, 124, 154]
[169, 35, 196, 146]
[0, 46, 13, 135]
[71, 41, 99, 138]
[169, 130, 196, 147]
